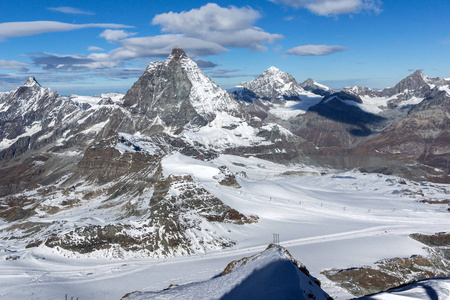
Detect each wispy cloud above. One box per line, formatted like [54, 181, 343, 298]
[47, 6, 95, 15]
[0, 21, 132, 41]
[285, 44, 347, 56]
[100, 29, 137, 42]
[207, 69, 256, 78]
[103, 34, 228, 60]
[30, 52, 122, 72]
[407, 68, 424, 73]
[0, 60, 29, 71]
[193, 59, 219, 69]
[93, 68, 144, 79]
[269, 0, 382, 16]
[88, 46, 104, 52]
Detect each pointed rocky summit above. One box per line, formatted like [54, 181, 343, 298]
[122, 48, 239, 133]
[22, 76, 41, 87]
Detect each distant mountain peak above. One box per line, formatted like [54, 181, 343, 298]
[23, 76, 41, 87]
[302, 78, 316, 85]
[167, 47, 188, 63]
[300, 78, 333, 96]
[266, 66, 281, 73]
[234, 66, 306, 101]
[411, 69, 424, 76]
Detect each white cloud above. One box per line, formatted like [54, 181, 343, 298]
[30, 52, 123, 72]
[285, 45, 347, 55]
[88, 46, 104, 52]
[152, 3, 282, 50]
[107, 34, 228, 61]
[100, 29, 137, 42]
[47, 6, 94, 15]
[30, 34, 228, 74]
[269, 0, 382, 16]
[0, 60, 29, 70]
[0, 21, 133, 41]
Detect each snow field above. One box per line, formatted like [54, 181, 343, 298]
[0, 153, 449, 299]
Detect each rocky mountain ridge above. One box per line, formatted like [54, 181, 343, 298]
[232, 66, 308, 102]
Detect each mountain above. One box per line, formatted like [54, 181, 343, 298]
[381, 70, 436, 98]
[300, 78, 334, 96]
[232, 66, 307, 102]
[292, 90, 388, 148]
[123, 48, 241, 133]
[0, 48, 303, 259]
[0, 49, 450, 299]
[364, 88, 450, 174]
[123, 244, 332, 300]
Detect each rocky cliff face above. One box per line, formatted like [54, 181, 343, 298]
[364, 89, 450, 173]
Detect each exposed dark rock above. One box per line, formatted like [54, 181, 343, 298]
[323, 232, 450, 297]
[410, 232, 450, 247]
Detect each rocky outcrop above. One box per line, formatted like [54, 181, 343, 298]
[45, 175, 257, 257]
[323, 232, 450, 297]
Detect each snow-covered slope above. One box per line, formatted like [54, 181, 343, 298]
[357, 277, 450, 300]
[1, 153, 449, 299]
[124, 244, 331, 300]
[174, 50, 240, 117]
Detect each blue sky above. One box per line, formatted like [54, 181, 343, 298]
[0, 0, 449, 95]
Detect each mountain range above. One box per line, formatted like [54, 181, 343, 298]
[0, 48, 449, 299]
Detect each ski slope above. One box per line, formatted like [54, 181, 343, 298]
[1, 153, 449, 299]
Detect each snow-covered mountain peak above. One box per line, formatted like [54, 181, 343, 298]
[260, 66, 295, 82]
[123, 48, 240, 129]
[170, 49, 240, 118]
[22, 76, 41, 87]
[235, 66, 307, 101]
[265, 66, 281, 73]
[300, 78, 334, 96]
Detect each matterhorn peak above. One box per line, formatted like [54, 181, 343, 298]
[123, 47, 240, 128]
[166, 47, 189, 64]
[23, 76, 41, 87]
